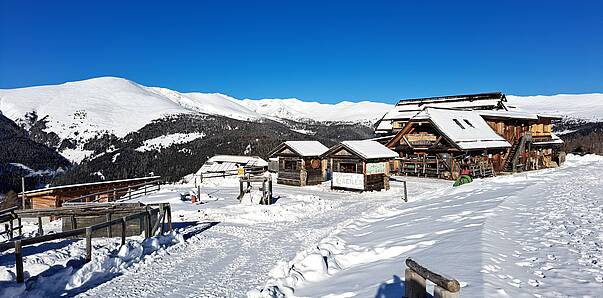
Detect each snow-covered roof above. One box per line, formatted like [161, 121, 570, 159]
[276, 141, 329, 157]
[336, 140, 398, 160]
[419, 108, 511, 150]
[206, 155, 268, 166]
[196, 155, 267, 174]
[532, 133, 564, 145]
[477, 110, 539, 120]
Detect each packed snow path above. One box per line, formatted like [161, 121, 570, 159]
[77, 179, 447, 297]
[263, 155, 603, 297]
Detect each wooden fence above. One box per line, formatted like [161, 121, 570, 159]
[0, 207, 23, 240]
[62, 178, 162, 205]
[0, 203, 172, 283]
[405, 258, 460, 298]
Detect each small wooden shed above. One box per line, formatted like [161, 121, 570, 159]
[322, 140, 398, 191]
[268, 141, 329, 186]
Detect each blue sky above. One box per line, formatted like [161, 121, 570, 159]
[1, 1, 601, 103]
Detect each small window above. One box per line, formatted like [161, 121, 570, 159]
[339, 162, 357, 173]
[463, 119, 475, 128]
[284, 160, 297, 170]
[453, 119, 465, 129]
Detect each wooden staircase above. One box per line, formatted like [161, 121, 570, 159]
[502, 133, 528, 172]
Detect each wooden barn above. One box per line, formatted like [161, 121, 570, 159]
[322, 140, 398, 191]
[18, 176, 161, 209]
[268, 141, 329, 186]
[386, 108, 511, 179]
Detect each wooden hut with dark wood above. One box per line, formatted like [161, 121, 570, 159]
[268, 141, 329, 186]
[386, 108, 511, 179]
[322, 140, 398, 191]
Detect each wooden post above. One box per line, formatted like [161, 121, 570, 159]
[268, 176, 273, 205]
[159, 204, 166, 234]
[113, 188, 117, 201]
[9, 219, 14, 240]
[121, 217, 127, 245]
[434, 285, 460, 298]
[144, 211, 151, 238]
[15, 240, 24, 283]
[405, 268, 426, 298]
[4, 224, 8, 238]
[144, 183, 147, 196]
[21, 177, 26, 210]
[106, 213, 112, 237]
[128, 188, 132, 200]
[403, 180, 408, 202]
[70, 215, 77, 230]
[85, 227, 92, 262]
[167, 205, 172, 232]
[17, 217, 22, 236]
[37, 216, 44, 236]
[239, 179, 243, 201]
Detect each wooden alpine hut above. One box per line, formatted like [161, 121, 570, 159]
[386, 107, 511, 179]
[322, 140, 398, 191]
[268, 141, 329, 186]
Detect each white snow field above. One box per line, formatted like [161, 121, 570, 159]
[1, 155, 602, 297]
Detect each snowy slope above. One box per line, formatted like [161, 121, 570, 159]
[506, 93, 603, 122]
[239, 98, 392, 123]
[0, 77, 191, 141]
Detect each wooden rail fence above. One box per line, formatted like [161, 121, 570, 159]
[0, 203, 172, 283]
[405, 258, 460, 298]
[63, 178, 161, 205]
[0, 207, 23, 240]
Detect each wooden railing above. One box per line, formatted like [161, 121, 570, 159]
[0, 203, 172, 283]
[62, 179, 161, 205]
[0, 207, 23, 240]
[405, 258, 460, 298]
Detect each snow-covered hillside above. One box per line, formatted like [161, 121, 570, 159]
[507, 93, 603, 122]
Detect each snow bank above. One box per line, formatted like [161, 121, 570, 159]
[0, 232, 183, 297]
[252, 154, 603, 297]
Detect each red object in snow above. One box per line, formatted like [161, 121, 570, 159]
[191, 194, 197, 204]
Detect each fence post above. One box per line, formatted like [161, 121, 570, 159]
[21, 177, 26, 210]
[159, 204, 165, 234]
[128, 188, 132, 200]
[17, 217, 22, 236]
[167, 205, 172, 232]
[9, 219, 14, 240]
[121, 217, 127, 246]
[239, 179, 243, 201]
[113, 188, 117, 201]
[85, 227, 92, 262]
[405, 268, 426, 298]
[15, 240, 24, 283]
[37, 216, 44, 236]
[403, 180, 408, 202]
[144, 210, 151, 238]
[144, 184, 147, 196]
[106, 213, 112, 237]
[70, 215, 77, 230]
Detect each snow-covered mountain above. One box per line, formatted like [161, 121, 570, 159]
[1, 77, 602, 149]
[507, 93, 603, 122]
[238, 98, 392, 123]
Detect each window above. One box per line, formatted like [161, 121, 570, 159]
[284, 160, 297, 170]
[453, 119, 465, 129]
[463, 119, 475, 128]
[339, 162, 357, 173]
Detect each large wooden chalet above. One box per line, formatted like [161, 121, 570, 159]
[379, 92, 564, 179]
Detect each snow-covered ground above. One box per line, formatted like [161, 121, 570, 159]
[1, 155, 602, 297]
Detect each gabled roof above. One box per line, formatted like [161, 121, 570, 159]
[387, 108, 511, 150]
[268, 141, 329, 157]
[323, 140, 398, 160]
[379, 92, 507, 122]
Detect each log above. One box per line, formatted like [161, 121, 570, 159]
[406, 258, 460, 293]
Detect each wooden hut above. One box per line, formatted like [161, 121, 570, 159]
[268, 141, 329, 186]
[386, 108, 511, 179]
[18, 176, 161, 209]
[322, 140, 398, 191]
